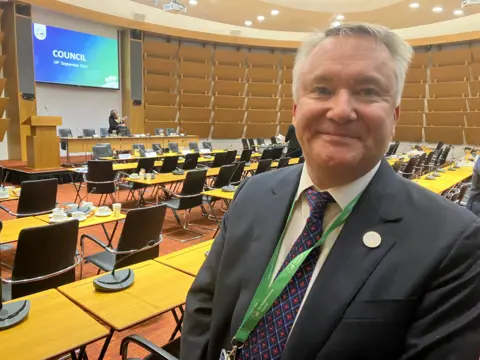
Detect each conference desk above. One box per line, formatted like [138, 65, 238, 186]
[0, 289, 109, 360]
[413, 164, 474, 194]
[0, 217, 48, 245]
[58, 260, 194, 360]
[156, 239, 214, 277]
[60, 135, 199, 161]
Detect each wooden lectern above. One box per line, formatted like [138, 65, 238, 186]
[25, 116, 62, 170]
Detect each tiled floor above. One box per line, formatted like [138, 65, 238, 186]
[0, 178, 220, 359]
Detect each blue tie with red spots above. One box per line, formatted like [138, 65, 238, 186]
[238, 188, 335, 360]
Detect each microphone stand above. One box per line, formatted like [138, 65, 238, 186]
[0, 229, 30, 330]
[93, 238, 162, 292]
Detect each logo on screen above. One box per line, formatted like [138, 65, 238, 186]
[34, 24, 47, 40]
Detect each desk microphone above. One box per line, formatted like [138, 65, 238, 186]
[93, 238, 162, 293]
[44, 105, 51, 116]
[0, 222, 30, 330]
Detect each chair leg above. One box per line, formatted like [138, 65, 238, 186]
[164, 208, 205, 243]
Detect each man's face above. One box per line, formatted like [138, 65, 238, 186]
[293, 35, 399, 175]
[112, 110, 118, 118]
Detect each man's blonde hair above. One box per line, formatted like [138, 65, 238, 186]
[292, 22, 414, 106]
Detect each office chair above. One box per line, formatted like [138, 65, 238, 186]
[82, 129, 95, 137]
[99, 128, 109, 137]
[188, 142, 200, 152]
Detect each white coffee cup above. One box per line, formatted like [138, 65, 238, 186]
[67, 203, 79, 212]
[139, 173, 145, 180]
[98, 206, 110, 214]
[52, 208, 64, 215]
[0, 189, 9, 198]
[146, 173, 152, 180]
[72, 211, 85, 220]
[82, 201, 93, 208]
[112, 203, 121, 216]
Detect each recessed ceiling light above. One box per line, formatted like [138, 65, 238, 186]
[336, 14, 344, 20]
[453, 9, 464, 15]
[271, 9, 279, 16]
[331, 21, 342, 27]
[409, 3, 420, 8]
[189, 0, 197, 4]
[257, 15, 265, 21]
[245, 20, 252, 26]
[432, 6, 443, 12]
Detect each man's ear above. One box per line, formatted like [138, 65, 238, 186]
[394, 106, 400, 124]
[292, 104, 297, 125]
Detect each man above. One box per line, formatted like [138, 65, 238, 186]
[181, 23, 480, 360]
[467, 155, 480, 217]
[284, 124, 302, 158]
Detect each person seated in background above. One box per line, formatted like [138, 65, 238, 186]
[467, 155, 480, 217]
[285, 123, 302, 158]
[108, 109, 126, 134]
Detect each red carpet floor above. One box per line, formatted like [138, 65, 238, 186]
[0, 179, 219, 359]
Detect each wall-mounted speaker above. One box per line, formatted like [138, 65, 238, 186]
[130, 39, 143, 101]
[133, 100, 142, 106]
[21, 93, 35, 101]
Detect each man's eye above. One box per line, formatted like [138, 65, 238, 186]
[313, 87, 332, 96]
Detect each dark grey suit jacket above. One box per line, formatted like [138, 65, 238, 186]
[181, 160, 480, 360]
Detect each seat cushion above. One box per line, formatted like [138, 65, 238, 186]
[85, 251, 116, 272]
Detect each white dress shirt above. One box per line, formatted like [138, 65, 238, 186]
[272, 161, 381, 331]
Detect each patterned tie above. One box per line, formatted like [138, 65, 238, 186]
[238, 188, 335, 360]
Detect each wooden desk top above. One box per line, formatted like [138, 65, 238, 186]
[202, 188, 236, 201]
[58, 261, 194, 331]
[59, 135, 198, 141]
[0, 289, 108, 360]
[0, 217, 48, 244]
[413, 164, 474, 194]
[35, 211, 126, 228]
[155, 240, 214, 277]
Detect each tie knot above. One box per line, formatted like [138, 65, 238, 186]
[305, 187, 335, 217]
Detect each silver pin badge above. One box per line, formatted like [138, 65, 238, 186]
[363, 231, 382, 249]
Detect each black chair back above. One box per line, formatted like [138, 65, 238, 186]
[212, 164, 236, 188]
[256, 138, 265, 146]
[277, 157, 291, 168]
[83, 129, 95, 137]
[230, 161, 246, 185]
[211, 152, 228, 168]
[226, 150, 237, 165]
[423, 151, 435, 170]
[438, 145, 452, 165]
[270, 136, 278, 145]
[166, 128, 176, 136]
[11, 220, 79, 299]
[385, 144, 396, 157]
[92, 144, 113, 159]
[392, 141, 400, 155]
[118, 127, 132, 137]
[58, 129, 72, 151]
[160, 156, 179, 173]
[136, 158, 156, 173]
[17, 179, 58, 218]
[100, 128, 109, 137]
[272, 147, 284, 160]
[248, 139, 255, 149]
[241, 139, 250, 150]
[183, 153, 200, 170]
[155, 128, 164, 136]
[115, 206, 167, 268]
[401, 156, 419, 178]
[261, 148, 274, 160]
[178, 169, 208, 210]
[168, 142, 179, 153]
[188, 142, 200, 152]
[435, 141, 445, 151]
[86, 161, 115, 194]
[133, 144, 146, 152]
[255, 159, 272, 175]
[203, 141, 213, 151]
[239, 149, 252, 163]
[298, 156, 305, 164]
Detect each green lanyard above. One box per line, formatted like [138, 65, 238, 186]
[228, 192, 362, 355]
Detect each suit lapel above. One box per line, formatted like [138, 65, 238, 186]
[281, 160, 404, 360]
[229, 166, 303, 333]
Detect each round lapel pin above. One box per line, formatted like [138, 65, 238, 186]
[363, 231, 382, 249]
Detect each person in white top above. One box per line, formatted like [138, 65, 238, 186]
[181, 23, 480, 360]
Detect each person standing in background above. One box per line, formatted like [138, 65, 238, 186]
[285, 124, 302, 158]
[108, 109, 126, 134]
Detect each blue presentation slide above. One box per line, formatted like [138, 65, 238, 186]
[32, 23, 119, 89]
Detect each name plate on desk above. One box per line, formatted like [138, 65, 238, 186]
[118, 154, 132, 160]
[145, 152, 157, 158]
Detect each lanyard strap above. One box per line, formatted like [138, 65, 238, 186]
[233, 192, 362, 344]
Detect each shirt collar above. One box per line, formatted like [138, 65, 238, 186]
[296, 161, 381, 210]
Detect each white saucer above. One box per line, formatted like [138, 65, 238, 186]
[50, 217, 71, 223]
[95, 211, 112, 217]
[130, 176, 140, 179]
[0, 194, 10, 199]
[72, 216, 87, 222]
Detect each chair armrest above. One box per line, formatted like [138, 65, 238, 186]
[120, 335, 178, 360]
[0, 204, 16, 216]
[2, 254, 81, 285]
[161, 187, 180, 198]
[80, 233, 110, 258]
